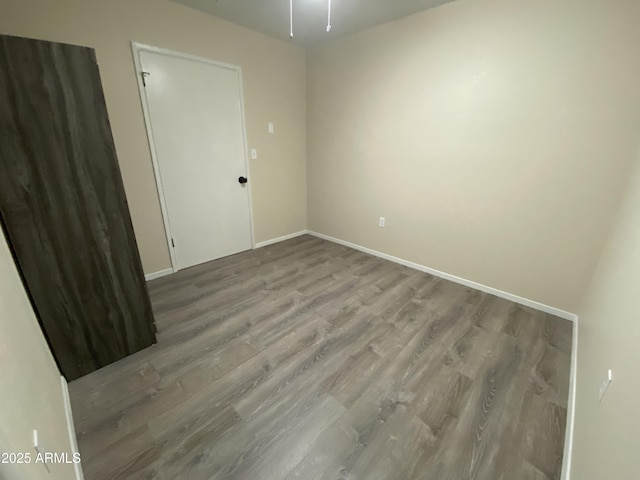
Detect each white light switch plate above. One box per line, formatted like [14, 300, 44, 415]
[268, 122, 274, 134]
[251, 148, 257, 160]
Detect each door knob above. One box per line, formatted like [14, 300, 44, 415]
[238, 176, 248, 184]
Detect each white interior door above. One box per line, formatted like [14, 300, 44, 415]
[139, 49, 253, 271]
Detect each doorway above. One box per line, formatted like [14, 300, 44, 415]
[132, 43, 254, 271]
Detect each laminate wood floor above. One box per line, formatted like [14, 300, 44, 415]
[69, 235, 572, 480]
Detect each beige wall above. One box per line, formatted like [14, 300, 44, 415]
[0, 0, 307, 274]
[1, 1, 639, 478]
[307, 0, 640, 312]
[572, 150, 640, 479]
[0, 229, 77, 480]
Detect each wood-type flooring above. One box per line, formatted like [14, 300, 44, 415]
[69, 235, 572, 480]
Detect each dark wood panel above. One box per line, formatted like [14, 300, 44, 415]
[0, 34, 156, 380]
[69, 235, 572, 479]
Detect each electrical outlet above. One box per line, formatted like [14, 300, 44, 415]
[378, 217, 386, 228]
[598, 369, 613, 402]
[33, 429, 51, 473]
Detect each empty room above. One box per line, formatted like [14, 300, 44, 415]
[0, 0, 638, 479]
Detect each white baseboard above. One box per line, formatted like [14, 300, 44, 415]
[561, 319, 579, 480]
[61, 376, 84, 480]
[145, 233, 310, 278]
[254, 230, 309, 249]
[144, 268, 173, 281]
[307, 230, 578, 322]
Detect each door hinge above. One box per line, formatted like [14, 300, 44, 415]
[171, 238, 175, 248]
[141, 71, 150, 87]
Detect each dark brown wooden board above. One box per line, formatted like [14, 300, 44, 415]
[0, 34, 156, 380]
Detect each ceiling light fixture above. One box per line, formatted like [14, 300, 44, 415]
[288, 0, 333, 39]
[289, 0, 294, 38]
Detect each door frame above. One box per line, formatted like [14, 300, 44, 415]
[130, 41, 256, 273]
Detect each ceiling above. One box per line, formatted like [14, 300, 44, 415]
[171, 0, 457, 48]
